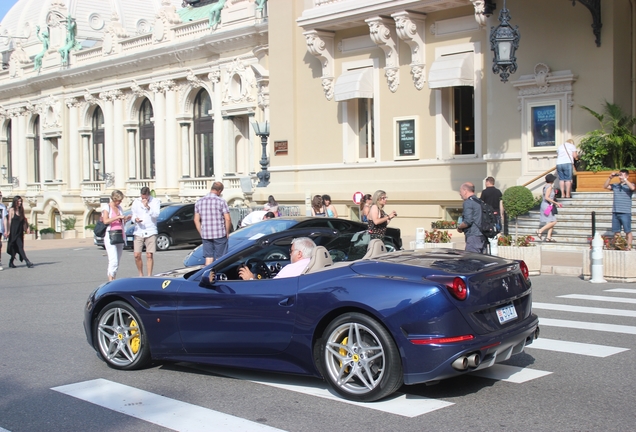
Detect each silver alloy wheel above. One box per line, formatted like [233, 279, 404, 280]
[96, 306, 143, 367]
[157, 234, 171, 251]
[324, 321, 386, 396]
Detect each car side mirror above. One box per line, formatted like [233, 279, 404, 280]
[199, 269, 215, 288]
[173, 215, 181, 221]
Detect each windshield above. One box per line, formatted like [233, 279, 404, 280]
[157, 205, 180, 222]
[230, 219, 299, 240]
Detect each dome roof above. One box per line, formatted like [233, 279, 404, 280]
[0, 0, 184, 53]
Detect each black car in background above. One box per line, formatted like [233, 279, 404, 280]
[95, 203, 200, 251]
[183, 216, 401, 266]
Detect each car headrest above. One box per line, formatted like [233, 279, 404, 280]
[302, 246, 333, 274]
[362, 239, 386, 259]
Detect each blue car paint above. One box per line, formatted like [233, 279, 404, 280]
[84, 246, 538, 391]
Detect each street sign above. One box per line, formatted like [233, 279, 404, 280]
[352, 191, 363, 205]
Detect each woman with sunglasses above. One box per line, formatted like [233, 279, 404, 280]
[368, 190, 397, 240]
[6, 195, 33, 268]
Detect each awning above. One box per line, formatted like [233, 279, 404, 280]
[428, 52, 474, 88]
[334, 68, 373, 101]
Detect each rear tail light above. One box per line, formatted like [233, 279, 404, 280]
[519, 261, 529, 280]
[446, 277, 467, 300]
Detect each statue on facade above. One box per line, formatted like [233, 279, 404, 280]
[208, 0, 227, 29]
[255, 0, 267, 12]
[59, 16, 81, 65]
[33, 26, 50, 71]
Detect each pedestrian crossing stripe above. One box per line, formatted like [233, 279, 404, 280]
[526, 338, 629, 357]
[605, 288, 636, 294]
[52, 379, 286, 432]
[558, 294, 636, 305]
[533, 302, 636, 318]
[470, 364, 552, 383]
[540, 317, 636, 335]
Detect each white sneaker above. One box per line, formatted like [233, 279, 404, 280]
[0, 264, 3, 271]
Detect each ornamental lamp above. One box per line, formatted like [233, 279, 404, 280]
[490, 0, 520, 83]
[250, 120, 271, 187]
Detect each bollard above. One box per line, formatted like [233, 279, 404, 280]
[590, 232, 607, 283]
[489, 236, 499, 256]
[415, 227, 425, 249]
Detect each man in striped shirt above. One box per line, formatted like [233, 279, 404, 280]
[604, 169, 636, 250]
[194, 181, 232, 265]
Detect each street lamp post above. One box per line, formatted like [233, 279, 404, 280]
[490, 0, 520, 83]
[251, 120, 270, 188]
[0, 164, 19, 186]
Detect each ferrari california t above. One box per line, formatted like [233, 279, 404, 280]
[84, 229, 539, 402]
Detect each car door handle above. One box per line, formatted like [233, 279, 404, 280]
[278, 297, 295, 307]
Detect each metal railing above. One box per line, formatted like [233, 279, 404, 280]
[521, 166, 557, 188]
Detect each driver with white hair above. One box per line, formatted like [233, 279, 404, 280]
[238, 237, 316, 280]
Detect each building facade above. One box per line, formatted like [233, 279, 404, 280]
[0, 0, 633, 240]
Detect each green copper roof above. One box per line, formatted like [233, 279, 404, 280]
[178, 4, 214, 22]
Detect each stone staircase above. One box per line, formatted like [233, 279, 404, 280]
[507, 192, 633, 249]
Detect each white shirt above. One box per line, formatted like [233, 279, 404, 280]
[240, 210, 267, 227]
[274, 258, 310, 279]
[556, 142, 577, 165]
[131, 196, 161, 237]
[0, 203, 7, 234]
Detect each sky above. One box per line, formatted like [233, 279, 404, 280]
[0, 0, 17, 22]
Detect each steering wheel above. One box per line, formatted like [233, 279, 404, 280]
[264, 251, 289, 260]
[244, 258, 272, 280]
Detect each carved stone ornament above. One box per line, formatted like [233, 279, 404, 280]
[512, 63, 577, 105]
[84, 90, 98, 105]
[186, 70, 204, 88]
[222, 58, 256, 104]
[65, 97, 80, 109]
[130, 81, 147, 98]
[392, 11, 426, 91]
[471, 0, 488, 27]
[304, 30, 335, 100]
[208, 69, 221, 84]
[366, 17, 400, 93]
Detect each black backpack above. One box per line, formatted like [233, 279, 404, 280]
[469, 196, 500, 239]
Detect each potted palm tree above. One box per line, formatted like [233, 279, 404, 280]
[62, 216, 77, 239]
[498, 186, 541, 275]
[577, 101, 636, 191]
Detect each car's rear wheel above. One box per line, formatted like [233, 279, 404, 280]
[319, 312, 403, 401]
[156, 234, 171, 251]
[94, 301, 151, 370]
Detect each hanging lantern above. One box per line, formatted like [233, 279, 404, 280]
[490, 0, 520, 83]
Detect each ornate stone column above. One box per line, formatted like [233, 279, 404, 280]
[16, 109, 28, 189]
[149, 81, 167, 190]
[164, 81, 178, 190]
[79, 129, 91, 181]
[66, 98, 81, 190]
[99, 91, 115, 178]
[124, 123, 137, 179]
[111, 90, 125, 189]
[209, 70, 224, 180]
[178, 119, 191, 178]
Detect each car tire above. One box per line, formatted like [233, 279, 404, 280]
[94, 301, 151, 370]
[318, 312, 403, 402]
[156, 234, 171, 251]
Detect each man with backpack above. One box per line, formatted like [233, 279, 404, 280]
[457, 182, 487, 253]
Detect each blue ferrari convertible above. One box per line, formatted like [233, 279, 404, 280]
[83, 227, 539, 402]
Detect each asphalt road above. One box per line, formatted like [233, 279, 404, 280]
[0, 243, 634, 431]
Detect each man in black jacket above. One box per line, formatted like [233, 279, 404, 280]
[480, 176, 504, 231]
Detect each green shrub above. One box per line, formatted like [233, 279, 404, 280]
[40, 227, 57, 234]
[502, 186, 534, 241]
[62, 216, 76, 230]
[85, 223, 96, 230]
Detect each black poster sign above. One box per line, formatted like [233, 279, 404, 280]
[532, 105, 556, 147]
[398, 119, 415, 156]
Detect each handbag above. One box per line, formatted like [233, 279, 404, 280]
[109, 230, 124, 244]
[551, 204, 558, 215]
[543, 204, 553, 216]
[93, 220, 107, 237]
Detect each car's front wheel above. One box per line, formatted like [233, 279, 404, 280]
[156, 234, 171, 251]
[318, 312, 403, 401]
[94, 301, 151, 370]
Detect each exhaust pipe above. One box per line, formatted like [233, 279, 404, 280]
[452, 356, 468, 371]
[534, 326, 540, 339]
[467, 353, 480, 368]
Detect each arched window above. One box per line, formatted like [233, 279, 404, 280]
[139, 98, 155, 179]
[193, 89, 213, 178]
[33, 116, 41, 183]
[92, 107, 105, 181]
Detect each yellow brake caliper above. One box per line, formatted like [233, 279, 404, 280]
[339, 336, 351, 372]
[129, 319, 140, 354]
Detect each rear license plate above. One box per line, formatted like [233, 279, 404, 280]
[496, 304, 518, 324]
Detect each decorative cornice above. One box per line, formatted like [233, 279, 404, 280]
[303, 29, 335, 100]
[512, 63, 577, 105]
[366, 16, 399, 93]
[392, 11, 426, 91]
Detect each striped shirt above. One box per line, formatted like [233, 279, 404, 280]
[611, 183, 633, 214]
[194, 193, 230, 239]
